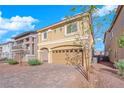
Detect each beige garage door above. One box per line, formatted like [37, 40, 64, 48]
[52, 49, 83, 65]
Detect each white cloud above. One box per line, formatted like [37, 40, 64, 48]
[95, 38, 103, 42]
[0, 15, 38, 31]
[0, 10, 39, 38]
[0, 30, 8, 36]
[94, 5, 118, 17]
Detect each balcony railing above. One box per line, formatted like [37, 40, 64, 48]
[12, 45, 30, 54]
[12, 45, 24, 50]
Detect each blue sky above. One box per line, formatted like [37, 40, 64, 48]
[0, 5, 118, 51]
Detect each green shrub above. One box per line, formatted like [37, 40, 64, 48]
[114, 59, 124, 76]
[6, 59, 18, 65]
[118, 35, 124, 48]
[28, 59, 42, 66]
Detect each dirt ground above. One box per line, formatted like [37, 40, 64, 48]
[92, 62, 124, 88]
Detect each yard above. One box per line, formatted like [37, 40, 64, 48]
[0, 62, 124, 88]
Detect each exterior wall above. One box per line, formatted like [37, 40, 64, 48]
[38, 15, 92, 49]
[105, 6, 124, 63]
[37, 13, 94, 67]
[0, 46, 2, 58]
[104, 32, 111, 56]
[0, 42, 13, 59]
[12, 33, 38, 62]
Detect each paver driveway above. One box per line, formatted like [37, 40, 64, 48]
[0, 63, 88, 88]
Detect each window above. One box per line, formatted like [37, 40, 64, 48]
[54, 29, 56, 33]
[26, 38, 29, 42]
[32, 44, 34, 54]
[54, 27, 61, 33]
[110, 32, 113, 40]
[32, 37, 34, 42]
[42, 32, 47, 40]
[26, 44, 29, 49]
[70, 49, 73, 52]
[66, 22, 77, 34]
[111, 32, 113, 37]
[59, 50, 61, 53]
[60, 27, 63, 32]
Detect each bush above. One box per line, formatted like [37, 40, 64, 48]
[118, 35, 124, 48]
[28, 59, 42, 66]
[114, 59, 124, 76]
[6, 59, 18, 65]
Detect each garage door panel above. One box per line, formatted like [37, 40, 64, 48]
[52, 49, 83, 65]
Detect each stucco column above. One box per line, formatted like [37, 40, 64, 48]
[34, 35, 37, 58]
[38, 50, 42, 61]
[48, 49, 52, 64]
[29, 36, 32, 55]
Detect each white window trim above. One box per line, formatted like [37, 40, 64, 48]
[42, 31, 48, 41]
[64, 22, 78, 36]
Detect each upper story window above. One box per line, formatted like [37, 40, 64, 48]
[32, 37, 34, 42]
[42, 31, 47, 41]
[110, 32, 113, 40]
[26, 38, 29, 42]
[54, 27, 62, 33]
[112, 32, 113, 37]
[66, 22, 78, 34]
[54, 29, 57, 33]
[58, 27, 63, 32]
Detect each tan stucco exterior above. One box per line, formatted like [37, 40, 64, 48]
[104, 6, 124, 63]
[37, 13, 94, 68]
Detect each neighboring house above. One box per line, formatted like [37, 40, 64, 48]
[0, 41, 14, 59]
[12, 31, 37, 62]
[94, 50, 104, 56]
[104, 5, 124, 63]
[0, 46, 2, 58]
[37, 13, 94, 68]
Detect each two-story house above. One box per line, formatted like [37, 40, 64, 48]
[12, 31, 37, 62]
[37, 13, 94, 68]
[0, 41, 14, 59]
[104, 5, 124, 63]
[0, 46, 2, 59]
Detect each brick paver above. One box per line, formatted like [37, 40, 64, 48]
[1, 62, 123, 88]
[0, 63, 89, 88]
